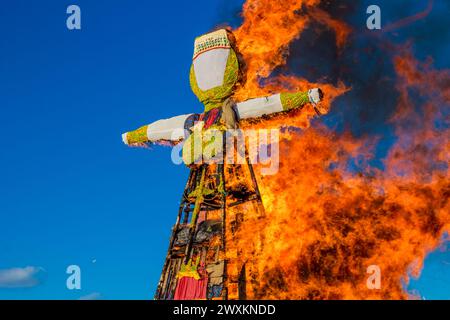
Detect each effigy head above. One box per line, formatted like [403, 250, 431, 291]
[189, 29, 244, 111]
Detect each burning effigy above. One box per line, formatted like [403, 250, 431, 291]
[122, 28, 324, 300]
[122, 0, 449, 300]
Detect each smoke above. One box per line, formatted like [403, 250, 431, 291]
[283, 0, 448, 137]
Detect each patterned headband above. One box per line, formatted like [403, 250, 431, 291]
[193, 29, 231, 60]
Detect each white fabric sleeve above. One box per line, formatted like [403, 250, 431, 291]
[147, 114, 192, 142]
[235, 94, 284, 120]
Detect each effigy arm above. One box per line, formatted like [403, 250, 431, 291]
[122, 114, 193, 147]
[235, 89, 323, 120]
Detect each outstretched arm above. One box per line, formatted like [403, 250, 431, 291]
[122, 114, 194, 147]
[235, 89, 323, 120]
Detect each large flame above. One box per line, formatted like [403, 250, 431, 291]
[233, 0, 349, 127]
[225, 0, 449, 299]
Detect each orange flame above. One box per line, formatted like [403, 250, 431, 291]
[224, 0, 449, 300]
[233, 0, 350, 127]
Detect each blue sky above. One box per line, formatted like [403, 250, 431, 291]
[0, 0, 448, 299]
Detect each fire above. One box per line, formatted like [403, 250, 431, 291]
[233, 0, 349, 128]
[224, 0, 450, 299]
